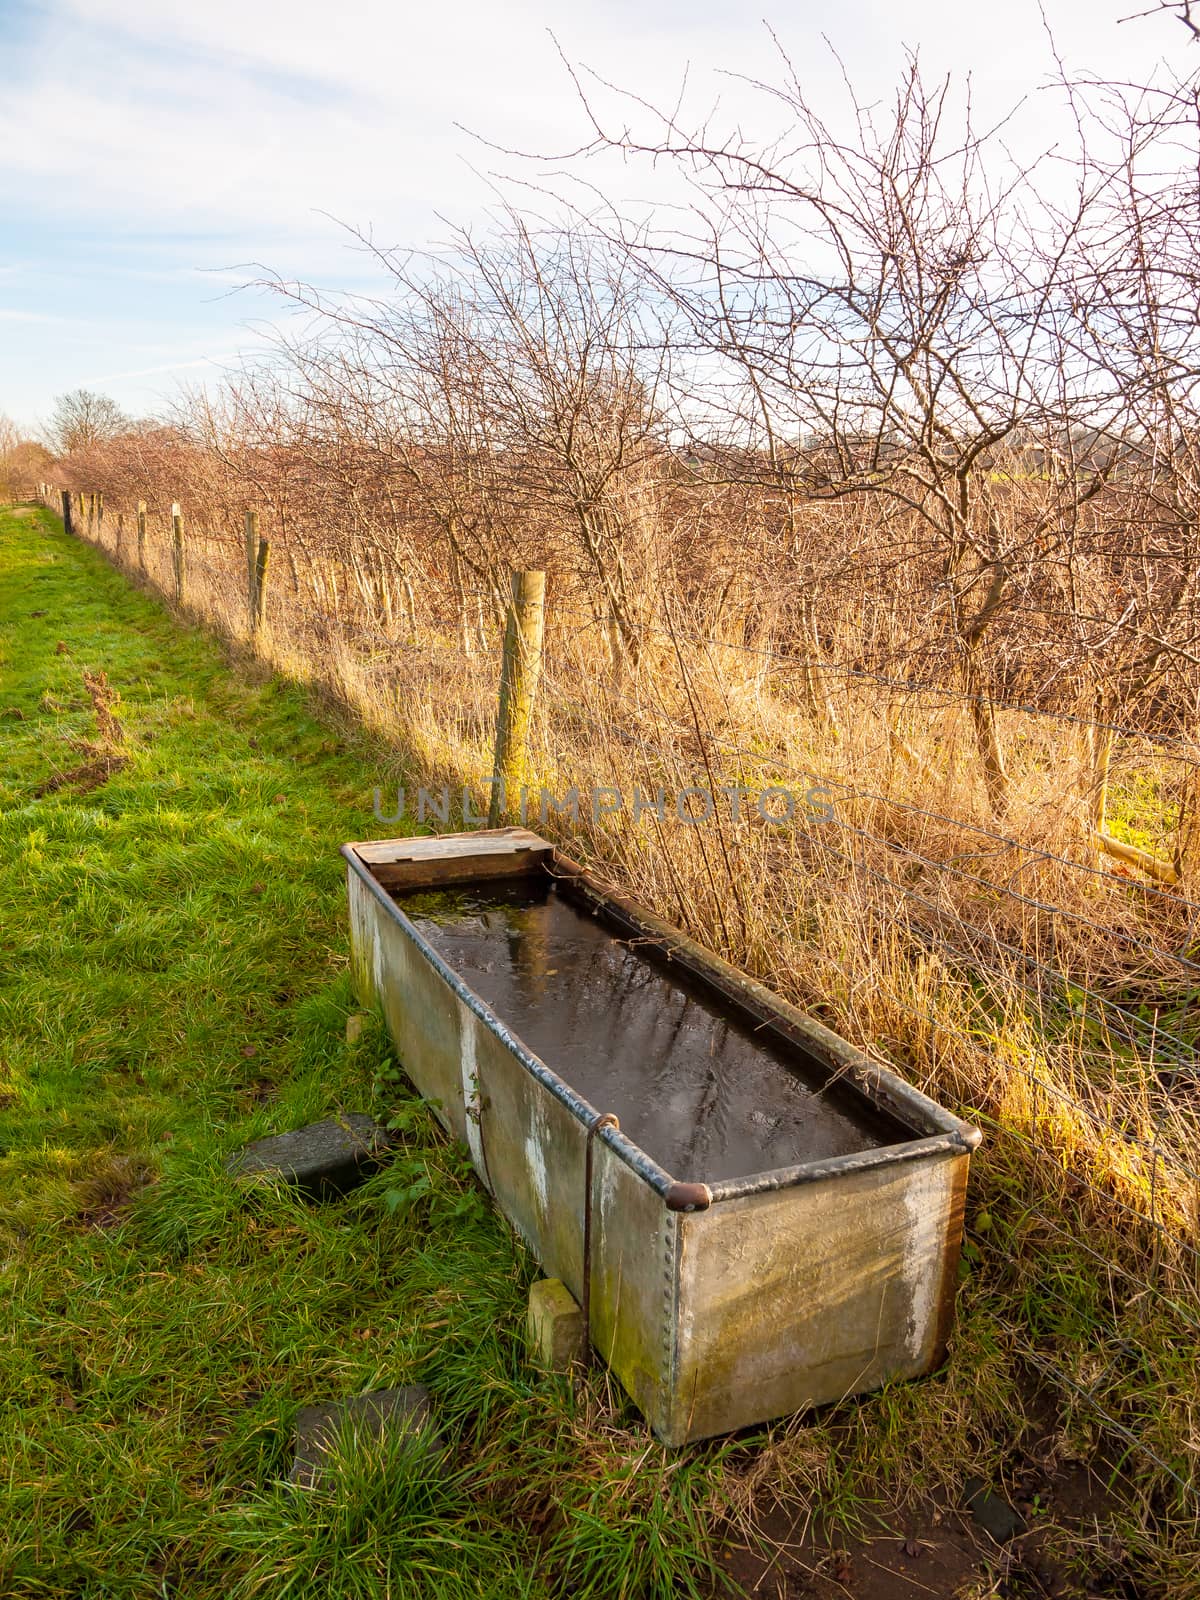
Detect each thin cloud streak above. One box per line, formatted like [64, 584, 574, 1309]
[0, 309, 62, 323]
[84, 353, 243, 383]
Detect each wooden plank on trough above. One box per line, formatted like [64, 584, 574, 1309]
[353, 828, 549, 866]
[352, 828, 553, 890]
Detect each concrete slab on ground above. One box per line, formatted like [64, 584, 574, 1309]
[290, 1385, 438, 1490]
[226, 1114, 392, 1198]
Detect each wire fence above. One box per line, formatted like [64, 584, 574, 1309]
[37, 481, 1200, 1509]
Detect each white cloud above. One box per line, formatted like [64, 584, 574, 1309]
[0, 0, 1189, 419]
[8, 0, 1181, 247]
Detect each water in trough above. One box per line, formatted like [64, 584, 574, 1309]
[396, 877, 905, 1183]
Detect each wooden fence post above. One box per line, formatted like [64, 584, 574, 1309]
[115, 511, 125, 563]
[243, 510, 258, 629]
[61, 488, 73, 536]
[78, 492, 86, 534]
[253, 536, 270, 634]
[488, 570, 546, 827]
[243, 510, 270, 637]
[137, 501, 146, 570]
[171, 502, 185, 604]
[96, 491, 103, 534]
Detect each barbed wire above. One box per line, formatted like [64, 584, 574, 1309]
[71, 500, 1200, 1084]
[537, 678, 1200, 960]
[60, 489, 1200, 759]
[634, 619, 1200, 762]
[533, 667, 1200, 920]
[999, 1332, 1190, 1495]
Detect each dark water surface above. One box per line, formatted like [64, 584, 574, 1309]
[395, 877, 905, 1183]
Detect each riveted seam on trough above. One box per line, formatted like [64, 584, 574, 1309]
[581, 1111, 620, 1349]
[931, 1153, 972, 1369]
[342, 844, 685, 1196]
[662, 1200, 680, 1443]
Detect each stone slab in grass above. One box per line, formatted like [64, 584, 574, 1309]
[226, 1114, 392, 1199]
[290, 1385, 438, 1490]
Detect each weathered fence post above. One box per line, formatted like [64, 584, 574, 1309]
[171, 502, 185, 604]
[243, 510, 258, 629]
[61, 488, 73, 536]
[116, 511, 125, 563]
[253, 536, 270, 635]
[488, 570, 546, 827]
[77, 492, 86, 535]
[243, 509, 270, 637]
[96, 491, 103, 534]
[136, 501, 146, 570]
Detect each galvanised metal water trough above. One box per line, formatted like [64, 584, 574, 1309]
[344, 827, 981, 1446]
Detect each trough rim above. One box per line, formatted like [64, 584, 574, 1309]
[342, 830, 981, 1211]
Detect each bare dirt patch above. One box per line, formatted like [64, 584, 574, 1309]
[73, 1155, 155, 1233]
[34, 751, 128, 797]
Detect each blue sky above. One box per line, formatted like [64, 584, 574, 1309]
[0, 0, 1188, 435]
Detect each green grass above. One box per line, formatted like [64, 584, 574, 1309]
[0, 506, 736, 1598]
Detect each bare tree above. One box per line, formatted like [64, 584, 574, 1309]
[46, 389, 129, 457]
[553, 51, 1141, 811]
[250, 211, 675, 673]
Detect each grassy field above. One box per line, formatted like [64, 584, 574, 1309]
[0, 502, 1190, 1600]
[0, 503, 635, 1597]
